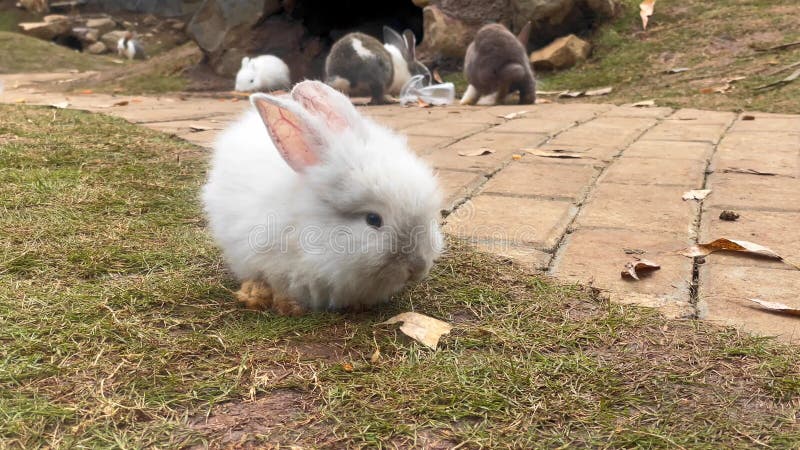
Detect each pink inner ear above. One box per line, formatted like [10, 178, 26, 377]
[253, 97, 319, 171]
[292, 82, 349, 132]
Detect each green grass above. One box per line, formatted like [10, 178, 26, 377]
[1, 104, 800, 448]
[0, 31, 117, 74]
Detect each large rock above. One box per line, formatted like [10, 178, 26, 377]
[417, 5, 480, 61]
[85, 17, 117, 35]
[511, 0, 575, 30]
[530, 34, 591, 70]
[72, 27, 100, 45]
[18, 20, 71, 41]
[100, 30, 127, 50]
[86, 41, 108, 54]
[188, 0, 282, 55]
[18, 0, 49, 14]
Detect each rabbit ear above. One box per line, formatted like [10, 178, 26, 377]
[250, 93, 324, 172]
[241, 56, 250, 66]
[403, 30, 417, 61]
[517, 21, 532, 46]
[290, 80, 361, 133]
[383, 26, 409, 59]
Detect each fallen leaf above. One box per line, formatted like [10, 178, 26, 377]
[723, 167, 777, 176]
[629, 99, 656, 107]
[378, 312, 452, 349]
[342, 362, 354, 372]
[535, 98, 553, 104]
[112, 100, 129, 107]
[111, 59, 125, 64]
[754, 68, 800, 90]
[624, 248, 646, 255]
[719, 210, 740, 221]
[558, 91, 584, 98]
[640, 0, 656, 30]
[512, 154, 523, 161]
[747, 299, 800, 317]
[622, 258, 660, 280]
[49, 101, 70, 109]
[534, 90, 565, 95]
[682, 189, 711, 201]
[432, 69, 444, 84]
[680, 238, 781, 259]
[14, 98, 26, 104]
[741, 115, 755, 120]
[525, 149, 583, 159]
[499, 110, 530, 120]
[189, 125, 212, 132]
[370, 348, 381, 364]
[585, 86, 613, 96]
[458, 148, 494, 157]
[665, 67, 690, 74]
[79, 89, 94, 95]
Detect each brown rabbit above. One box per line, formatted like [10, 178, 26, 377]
[460, 22, 536, 105]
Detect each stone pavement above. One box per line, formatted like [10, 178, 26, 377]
[3, 73, 799, 342]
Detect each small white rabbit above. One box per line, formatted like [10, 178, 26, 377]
[235, 55, 291, 92]
[116, 31, 146, 60]
[202, 80, 444, 315]
[325, 26, 431, 104]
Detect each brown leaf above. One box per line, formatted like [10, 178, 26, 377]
[748, 299, 800, 317]
[525, 149, 583, 159]
[458, 148, 494, 157]
[511, 154, 523, 161]
[189, 124, 212, 132]
[681, 189, 711, 201]
[535, 98, 553, 104]
[680, 238, 782, 259]
[741, 115, 755, 120]
[112, 100, 129, 107]
[622, 258, 660, 280]
[723, 167, 777, 176]
[370, 348, 381, 364]
[499, 110, 531, 120]
[79, 89, 94, 95]
[640, 0, 656, 30]
[378, 312, 452, 349]
[629, 99, 656, 107]
[432, 69, 444, 84]
[342, 362, 354, 372]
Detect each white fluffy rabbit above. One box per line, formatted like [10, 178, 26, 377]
[202, 80, 444, 315]
[235, 55, 291, 92]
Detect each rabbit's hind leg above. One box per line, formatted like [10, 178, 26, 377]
[235, 279, 274, 310]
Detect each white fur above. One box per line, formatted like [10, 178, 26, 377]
[352, 38, 374, 59]
[116, 37, 143, 60]
[384, 44, 412, 95]
[202, 81, 444, 311]
[235, 55, 291, 92]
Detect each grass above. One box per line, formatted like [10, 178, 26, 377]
[0, 31, 117, 74]
[2, 104, 800, 448]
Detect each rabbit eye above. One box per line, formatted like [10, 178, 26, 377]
[365, 212, 383, 228]
[250, 79, 254, 83]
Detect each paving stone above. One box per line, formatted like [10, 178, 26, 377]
[424, 132, 549, 172]
[475, 241, 552, 270]
[490, 118, 577, 135]
[706, 172, 800, 212]
[729, 113, 800, 132]
[601, 156, 706, 187]
[576, 183, 699, 234]
[602, 106, 674, 118]
[529, 142, 617, 164]
[700, 208, 800, 270]
[718, 130, 800, 153]
[406, 134, 455, 155]
[402, 120, 490, 138]
[624, 140, 714, 161]
[699, 265, 800, 343]
[481, 160, 597, 200]
[435, 170, 486, 213]
[371, 116, 429, 130]
[548, 117, 657, 151]
[444, 194, 576, 251]
[714, 132, 799, 177]
[641, 121, 730, 143]
[550, 228, 694, 318]
[669, 108, 736, 124]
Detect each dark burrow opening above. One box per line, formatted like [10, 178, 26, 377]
[289, 0, 424, 43]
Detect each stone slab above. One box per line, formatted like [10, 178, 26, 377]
[624, 140, 714, 162]
[601, 156, 706, 187]
[706, 173, 800, 212]
[436, 169, 486, 213]
[424, 132, 549, 172]
[481, 160, 597, 200]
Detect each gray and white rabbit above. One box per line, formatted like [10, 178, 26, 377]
[202, 80, 444, 315]
[460, 22, 536, 105]
[116, 31, 146, 61]
[325, 26, 431, 104]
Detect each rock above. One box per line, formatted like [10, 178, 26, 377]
[72, 27, 100, 44]
[43, 14, 69, 23]
[188, 0, 282, 55]
[100, 30, 127, 50]
[530, 34, 591, 70]
[511, 0, 575, 31]
[411, 0, 429, 6]
[18, 0, 49, 14]
[86, 41, 108, 54]
[18, 20, 71, 41]
[165, 19, 186, 31]
[142, 15, 158, 26]
[586, 0, 620, 17]
[85, 17, 117, 35]
[417, 5, 479, 61]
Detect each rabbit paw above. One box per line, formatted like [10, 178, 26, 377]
[235, 279, 307, 316]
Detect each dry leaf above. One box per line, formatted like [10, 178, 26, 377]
[79, 89, 94, 95]
[499, 110, 530, 120]
[112, 100, 129, 107]
[665, 67, 690, 74]
[741, 115, 755, 120]
[748, 299, 800, 317]
[682, 189, 711, 201]
[535, 98, 553, 104]
[48, 101, 70, 109]
[585, 86, 613, 96]
[458, 148, 494, 157]
[525, 149, 583, 159]
[342, 362, 354, 372]
[622, 258, 660, 280]
[370, 348, 381, 363]
[754, 68, 800, 90]
[629, 99, 656, 107]
[640, 0, 656, 30]
[512, 154, 523, 161]
[558, 91, 584, 98]
[723, 167, 776, 176]
[189, 125, 212, 132]
[378, 312, 452, 349]
[432, 69, 444, 84]
[14, 98, 26, 104]
[680, 238, 782, 259]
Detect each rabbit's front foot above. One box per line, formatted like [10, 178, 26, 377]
[235, 279, 307, 316]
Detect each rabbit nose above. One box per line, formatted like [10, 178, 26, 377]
[407, 256, 428, 281]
